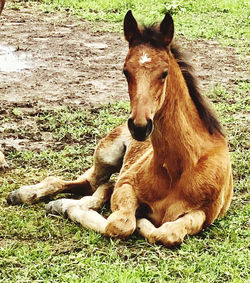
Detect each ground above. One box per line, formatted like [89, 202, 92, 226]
[0, 5, 248, 154]
[0, 3, 249, 282]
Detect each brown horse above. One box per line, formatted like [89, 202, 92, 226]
[7, 11, 233, 246]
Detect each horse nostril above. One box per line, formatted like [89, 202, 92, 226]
[127, 118, 154, 141]
[128, 118, 134, 133]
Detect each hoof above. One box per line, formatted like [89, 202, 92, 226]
[105, 211, 136, 239]
[45, 202, 53, 213]
[45, 199, 74, 216]
[45, 200, 62, 215]
[6, 188, 37, 205]
[148, 222, 185, 246]
[7, 191, 23, 205]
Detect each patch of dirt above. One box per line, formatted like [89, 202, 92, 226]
[0, 5, 248, 153]
[0, 7, 129, 108]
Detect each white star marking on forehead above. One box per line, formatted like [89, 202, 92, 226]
[139, 52, 151, 64]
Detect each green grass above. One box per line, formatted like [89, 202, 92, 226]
[1, 0, 250, 282]
[25, 0, 249, 52]
[1, 83, 249, 281]
[9, 0, 249, 52]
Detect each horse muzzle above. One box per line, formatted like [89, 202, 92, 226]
[128, 118, 153, 141]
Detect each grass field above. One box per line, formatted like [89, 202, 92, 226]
[1, 0, 249, 282]
[37, 0, 249, 53]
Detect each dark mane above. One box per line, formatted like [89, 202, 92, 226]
[136, 25, 224, 136]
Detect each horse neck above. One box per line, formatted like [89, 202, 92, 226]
[151, 53, 207, 181]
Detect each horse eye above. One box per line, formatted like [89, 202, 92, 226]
[159, 71, 168, 80]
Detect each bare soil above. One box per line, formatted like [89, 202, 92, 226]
[0, 5, 248, 153]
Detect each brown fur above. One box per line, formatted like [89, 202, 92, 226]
[0, 0, 5, 14]
[7, 11, 233, 247]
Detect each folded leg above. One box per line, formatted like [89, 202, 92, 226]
[105, 183, 138, 238]
[137, 210, 206, 246]
[7, 170, 94, 205]
[46, 183, 113, 234]
[7, 125, 129, 205]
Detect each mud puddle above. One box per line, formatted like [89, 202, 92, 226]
[0, 45, 33, 72]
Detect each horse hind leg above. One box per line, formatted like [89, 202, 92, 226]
[6, 171, 95, 205]
[45, 183, 113, 234]
[137, 210, 206, 246]
[7, 125, 129, 205]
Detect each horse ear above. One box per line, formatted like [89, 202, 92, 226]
[160, 12, 174, 46]
[124, 10, 141, 44]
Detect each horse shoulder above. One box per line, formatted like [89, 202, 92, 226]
[177, 136, 232, 221]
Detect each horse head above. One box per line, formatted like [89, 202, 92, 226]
[123, 11, 174, 141]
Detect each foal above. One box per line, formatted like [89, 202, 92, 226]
[7, 11, 233, 246]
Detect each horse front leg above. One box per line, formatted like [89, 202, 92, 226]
[137, 210, 206, 246]
[45, 183, 113, 234]
[105, 183, 138, 238]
